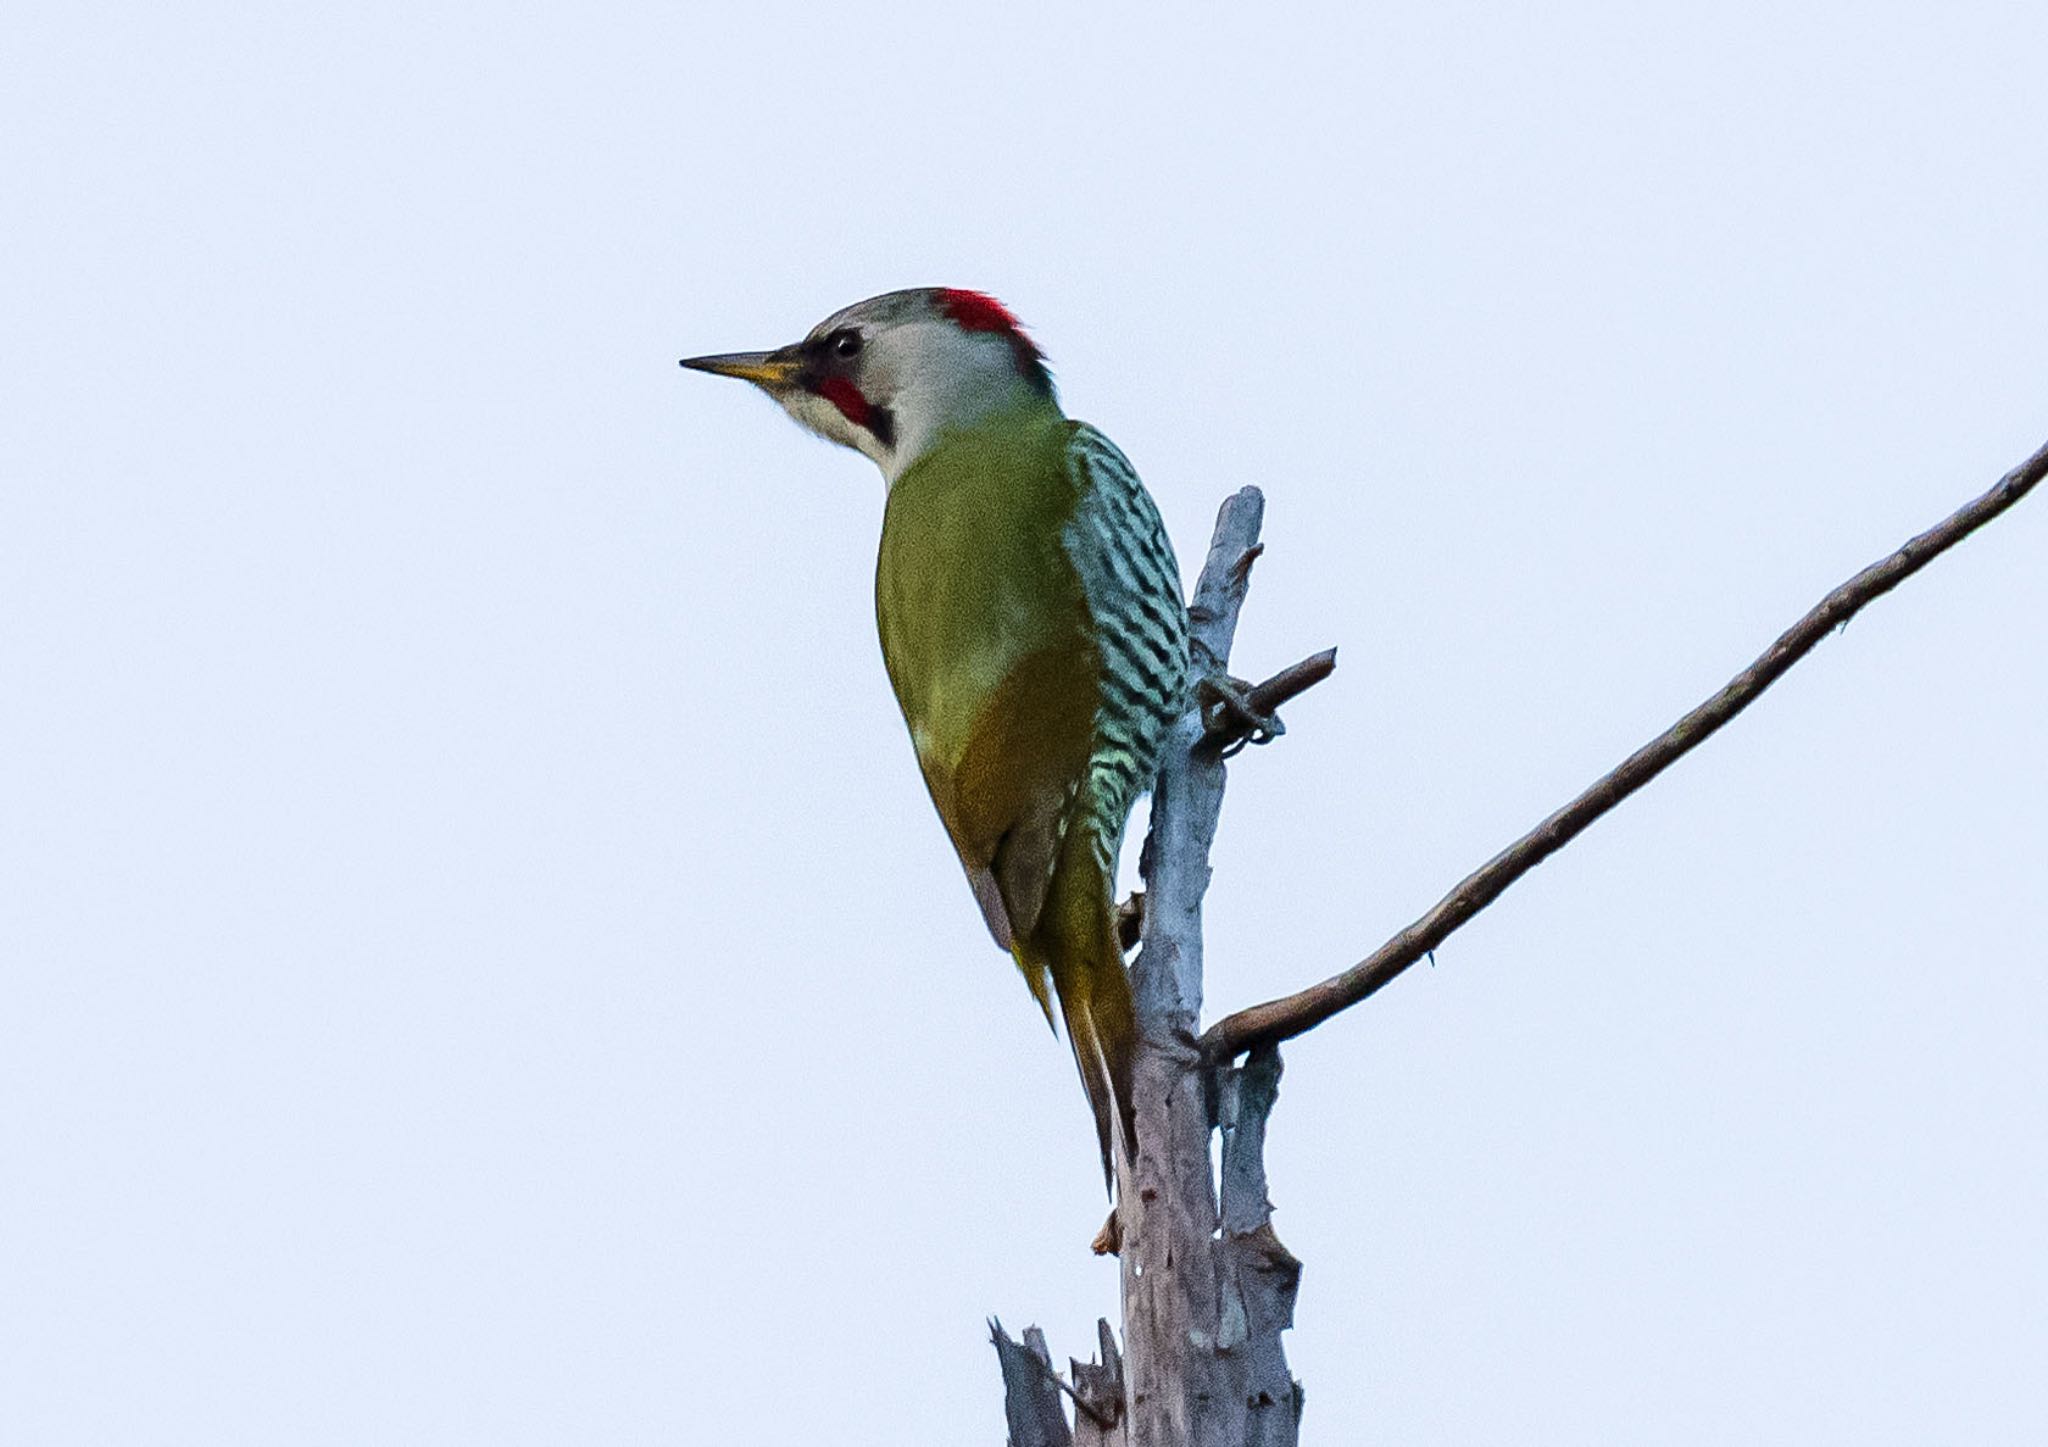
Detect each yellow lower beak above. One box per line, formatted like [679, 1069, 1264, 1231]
[678, 349, 801, 388]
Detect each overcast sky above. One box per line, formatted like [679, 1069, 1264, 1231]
[5, 4, 2045, 1443]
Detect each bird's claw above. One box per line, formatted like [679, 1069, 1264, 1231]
[1197, 673, 1285, 756]
[1114, 891, 1146, 952]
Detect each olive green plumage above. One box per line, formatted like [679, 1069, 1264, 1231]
[678, 287, 1187, 1183]
[877, 398, 1188, 1180]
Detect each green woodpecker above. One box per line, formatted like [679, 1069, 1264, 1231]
[682, 288, 1187, 1180]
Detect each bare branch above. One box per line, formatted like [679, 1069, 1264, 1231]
[1204, 435, 2048, 1060]
[1243, 649, 1339, 720]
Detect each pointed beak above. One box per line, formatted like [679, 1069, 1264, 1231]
[678, 348, 802, 389]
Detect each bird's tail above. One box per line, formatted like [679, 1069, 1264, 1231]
[1056, 943, 1137, 1189]
[1014, 842, 1138, 1189]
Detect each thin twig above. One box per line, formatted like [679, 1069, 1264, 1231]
[1204, 435, 2048, 1059]
[1245, 648, 1339, 718]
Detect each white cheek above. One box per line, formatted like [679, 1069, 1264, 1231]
[777, 389, 892, 472]
[779, 389, 842, 441]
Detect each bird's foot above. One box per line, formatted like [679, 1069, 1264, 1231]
[1091, 1206, 1122, 1257]
[1114, 891, 1145, 953]
[1196, 673, 1285, 755]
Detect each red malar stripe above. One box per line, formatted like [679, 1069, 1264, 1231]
[815, 375, 873, 429]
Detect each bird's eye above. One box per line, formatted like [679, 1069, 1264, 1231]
[830, 329, 863, 359]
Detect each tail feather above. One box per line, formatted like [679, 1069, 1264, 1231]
[1055, 947, 1137, 1188]
[1006, 821, 1140, 1188]
[1013, 876, 1136, 1186]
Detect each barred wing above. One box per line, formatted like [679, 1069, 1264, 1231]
[1061, 423, 1191, 868]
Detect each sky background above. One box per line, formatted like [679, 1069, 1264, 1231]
[5, 3, 2046, 1443]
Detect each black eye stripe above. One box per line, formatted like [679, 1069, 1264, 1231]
[829, 328, 862, 358]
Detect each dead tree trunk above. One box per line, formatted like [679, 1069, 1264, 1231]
[999, 489, 1305, 1447]
[1119, 490, 1302, 1447]
[994, 438, 2046, 1445]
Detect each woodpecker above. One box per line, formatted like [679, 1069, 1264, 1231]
[682, 289, 1188, 1181]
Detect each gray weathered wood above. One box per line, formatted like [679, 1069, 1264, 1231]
[995, 1316, 1128, 1446]
[993, 1320, 1073, 1447]
[995, 488, 1304, 1447]
[1071, 1319, 1129, 1447]
[1217, 1046, 1303, 1444]
[1118, 488, 1301, 1447]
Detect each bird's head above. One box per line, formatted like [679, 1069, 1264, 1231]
[681, 288, 1055, 480]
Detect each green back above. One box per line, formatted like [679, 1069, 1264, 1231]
[874, 401, 1086, 777]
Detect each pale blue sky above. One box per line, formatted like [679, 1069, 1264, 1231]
[4, 4, 2045, 1443]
